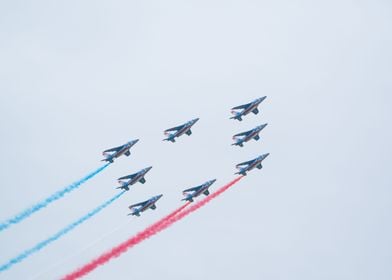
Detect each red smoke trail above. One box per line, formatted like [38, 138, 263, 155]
[149, 176, 243, 236]
[63, 203, 190, 280]
[63, 177, 242, 280]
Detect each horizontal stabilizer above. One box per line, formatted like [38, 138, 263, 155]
[164, 136, 176, 142]
[117, 186, 129, 191]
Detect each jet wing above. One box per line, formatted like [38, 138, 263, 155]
[128, 201, 147, 210]
[103, 145, 124, 153]
[233, 130, 251, 138]
[236, 159, 255, 167]
[183, 185, 202, 193]
[232, 102, 251, 110]
[164, 124, 184, 133]
[118, 173, 137, 181]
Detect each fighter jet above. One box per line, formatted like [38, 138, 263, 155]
[128, 194, 163, 217]
[235, 153, 270, 175]
[181, 179, 217, 202]
[230, 96, 267, 121]
[163, 118, 200, 143]
[232, 124, 268, 147]
[102, 139, 139, 163]
[116, 166, 153, 191]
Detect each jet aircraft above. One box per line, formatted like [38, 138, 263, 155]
[181, 179, 217, 202]
[128, 194, 163, 217]
[230, 97, 267, 121]
[116, 166, 153, 191]
[232, 124, 268, 147]
[102, 139, 139, 163]
[235, 153, 270, 175]
[163, 118, 199, 142]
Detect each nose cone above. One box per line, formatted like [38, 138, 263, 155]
[258, 123, 268, 130]
[133, 139, 139, 144]
[145, 166, 153, 172]
[155, 194, 163, 200]
[193, 118, 200, 123]
[263, 153, 270, 158]
[210, 179, 217, 184]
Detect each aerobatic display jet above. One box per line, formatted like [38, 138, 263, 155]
[232, 124, 268, 147]
[181, 179, 217, 202]
[116, 166, 153, 191]
[127, 194, 163, 217]
[230, 96, 267, 121]
[235, 153, 270, 175]
[163, 118, 200, 142]
[102, 139, 139, 163]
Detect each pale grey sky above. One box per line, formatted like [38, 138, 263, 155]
[0, 1, 391, 279]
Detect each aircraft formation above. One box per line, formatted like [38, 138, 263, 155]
[0, 97, 270, 275]
[101, 97, 270, 217]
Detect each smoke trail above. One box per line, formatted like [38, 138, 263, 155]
[63, 177, 242, 280]
[0, 163, 110, 232]
[30, 220, 130, 280]
[153, 176, 243, 233]
[0, 191, 125, 273]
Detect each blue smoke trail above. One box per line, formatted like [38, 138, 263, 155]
[0, 191, 125, 273]
[0, 163, 110, 232]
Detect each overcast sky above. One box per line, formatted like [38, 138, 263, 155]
[1, 1, 391, 279]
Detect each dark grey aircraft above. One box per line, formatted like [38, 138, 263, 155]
[128, 195, 163, 217]
[102, 139, 139, 163]
[232, 124, 268, 147]
[116, 167, 153, 191]
[235, 153, 270, 175]
[230, 97, 267, 121]
[181, 179, 217, 202]
[163, 118, 199, 142]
